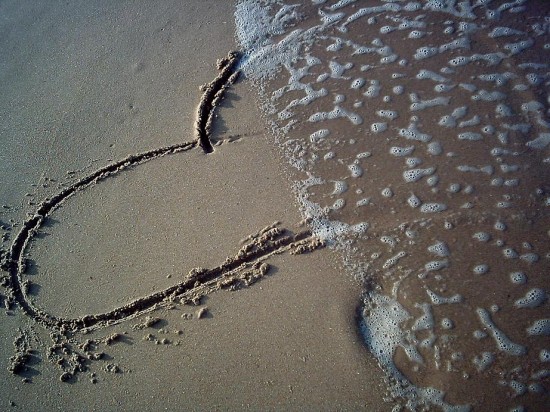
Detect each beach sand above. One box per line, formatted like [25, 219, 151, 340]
[0, 1, 390, 410]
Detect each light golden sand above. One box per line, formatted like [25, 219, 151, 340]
[0, 1, 389, 410]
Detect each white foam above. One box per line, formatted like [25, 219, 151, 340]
[473, 352, 495, 372]
[514, 289, 547, 309]
[426, 289, 462, 305]
[403, 167, 436, 183]
[476, 308, 527, 356]
[421, 203, 447, 213]
[526, 319, 550, 336]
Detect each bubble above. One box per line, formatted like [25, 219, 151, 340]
[381, 187, 394, 198]
[407, 193, 422, 208]
[414, 46, 438, 60]
[438, 115, 456, 128]
[458, 132, 483, 141]
[427, 141, 442, 156]
[421, 203, 447, 213]
[473, 352, 495, 371]
[426, 175, 439, 187]
[508, 381, 527, 396]
[515, 289, 547, 308]
[408, 30, 425, 39]
[447, 183, 461, 193]
[356, 198, 371, 207]
[351, 222, 369, 234]
[502, 248, 519, 259]
[380, 236, 397, 247]
[309, 128, 330, 142]
[350, 77, 365, 89]
[425, 260, 448, 271]
[309, 112, 327, 122]
[348, 163, 363, 178]
[520, 253, 539, 263]
[331, 198, 345, 210]
[390, 146, 415, 157]
[476, 308, 526, 356]
[393, 85, 404, 95]
[323, 151, 335, 160]
[540, 349, 550, 361]
[526, 319, 550, 336]
[376, 110, 399, 120]
[473, 330, 487, 340]
[428, 241, 450, 257]
[382, 251, 407, 269]
[473, 264, 489, 275]
[371, 122, 388, 133]
[331, 180, 348, 196]
[510, 272, 527, 284]
[403, 167, 435, 183]
[406, 157, 422, 168]
[356, 151, 371, 159]
[494, 221, 507, 231]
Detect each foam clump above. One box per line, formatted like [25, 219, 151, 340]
[403, 167, 435, 182]
[425, 260, 448, 271]
[390, 146, 415, 157]
[399, 123, 432, 142]
[510, 272, 527, 284]
[371, 122, 388, 133]
[428, 241, 450, 257]
[383, 251, 407, 269]
[441, 318, 454, 329]
[476, 308, 527, 356]
[458, 132, 483, 141]
[473, 351, 495, 372]
[348, 163, 363, 178]
[502, 248, 519, 259]
[407, 193, 422, 208]
[421, 203, 447, 213]
[526, 319, 550, 336]
[426, 289, 463, 305]
[514, 289, 547, 309]
[427, 141, 443, 155]
[309, 128, 330, 142]
[473, 264, 489, 275]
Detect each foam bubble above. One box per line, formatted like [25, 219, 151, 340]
[390, 146, 415, 157]
[425, 260, 448, 271]
[514, 289, 547, 309]
[428, 241, 450, 257]
[476, 308, 527, 356]
[526, 319, 550, 336]
[421, 203, 447, 213]
[427, 141, 443, 155]
[510, 272, 527, 284]
[348, 163, 363, 178]
[473, 264, 489, 275]
[426, 289, 463, 305]
[371, 122, 388, 133]
[473, 352, 495, 372]
[309, 128, 330, 142]
[407, 193, 422, 208]
[403, 167, 435, 183]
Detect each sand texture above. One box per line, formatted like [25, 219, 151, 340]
[0, 1, 389, 411]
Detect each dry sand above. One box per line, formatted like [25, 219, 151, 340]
[0, 1, 390, 411]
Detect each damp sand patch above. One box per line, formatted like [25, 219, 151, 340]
[235, 0, 550, 410]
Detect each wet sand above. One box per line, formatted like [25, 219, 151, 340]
[0, 1, 389, 411]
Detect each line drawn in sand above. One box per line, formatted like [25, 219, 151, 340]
[0, 51, 324, 382]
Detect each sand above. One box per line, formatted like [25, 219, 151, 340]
[0, 1, 389, 411]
